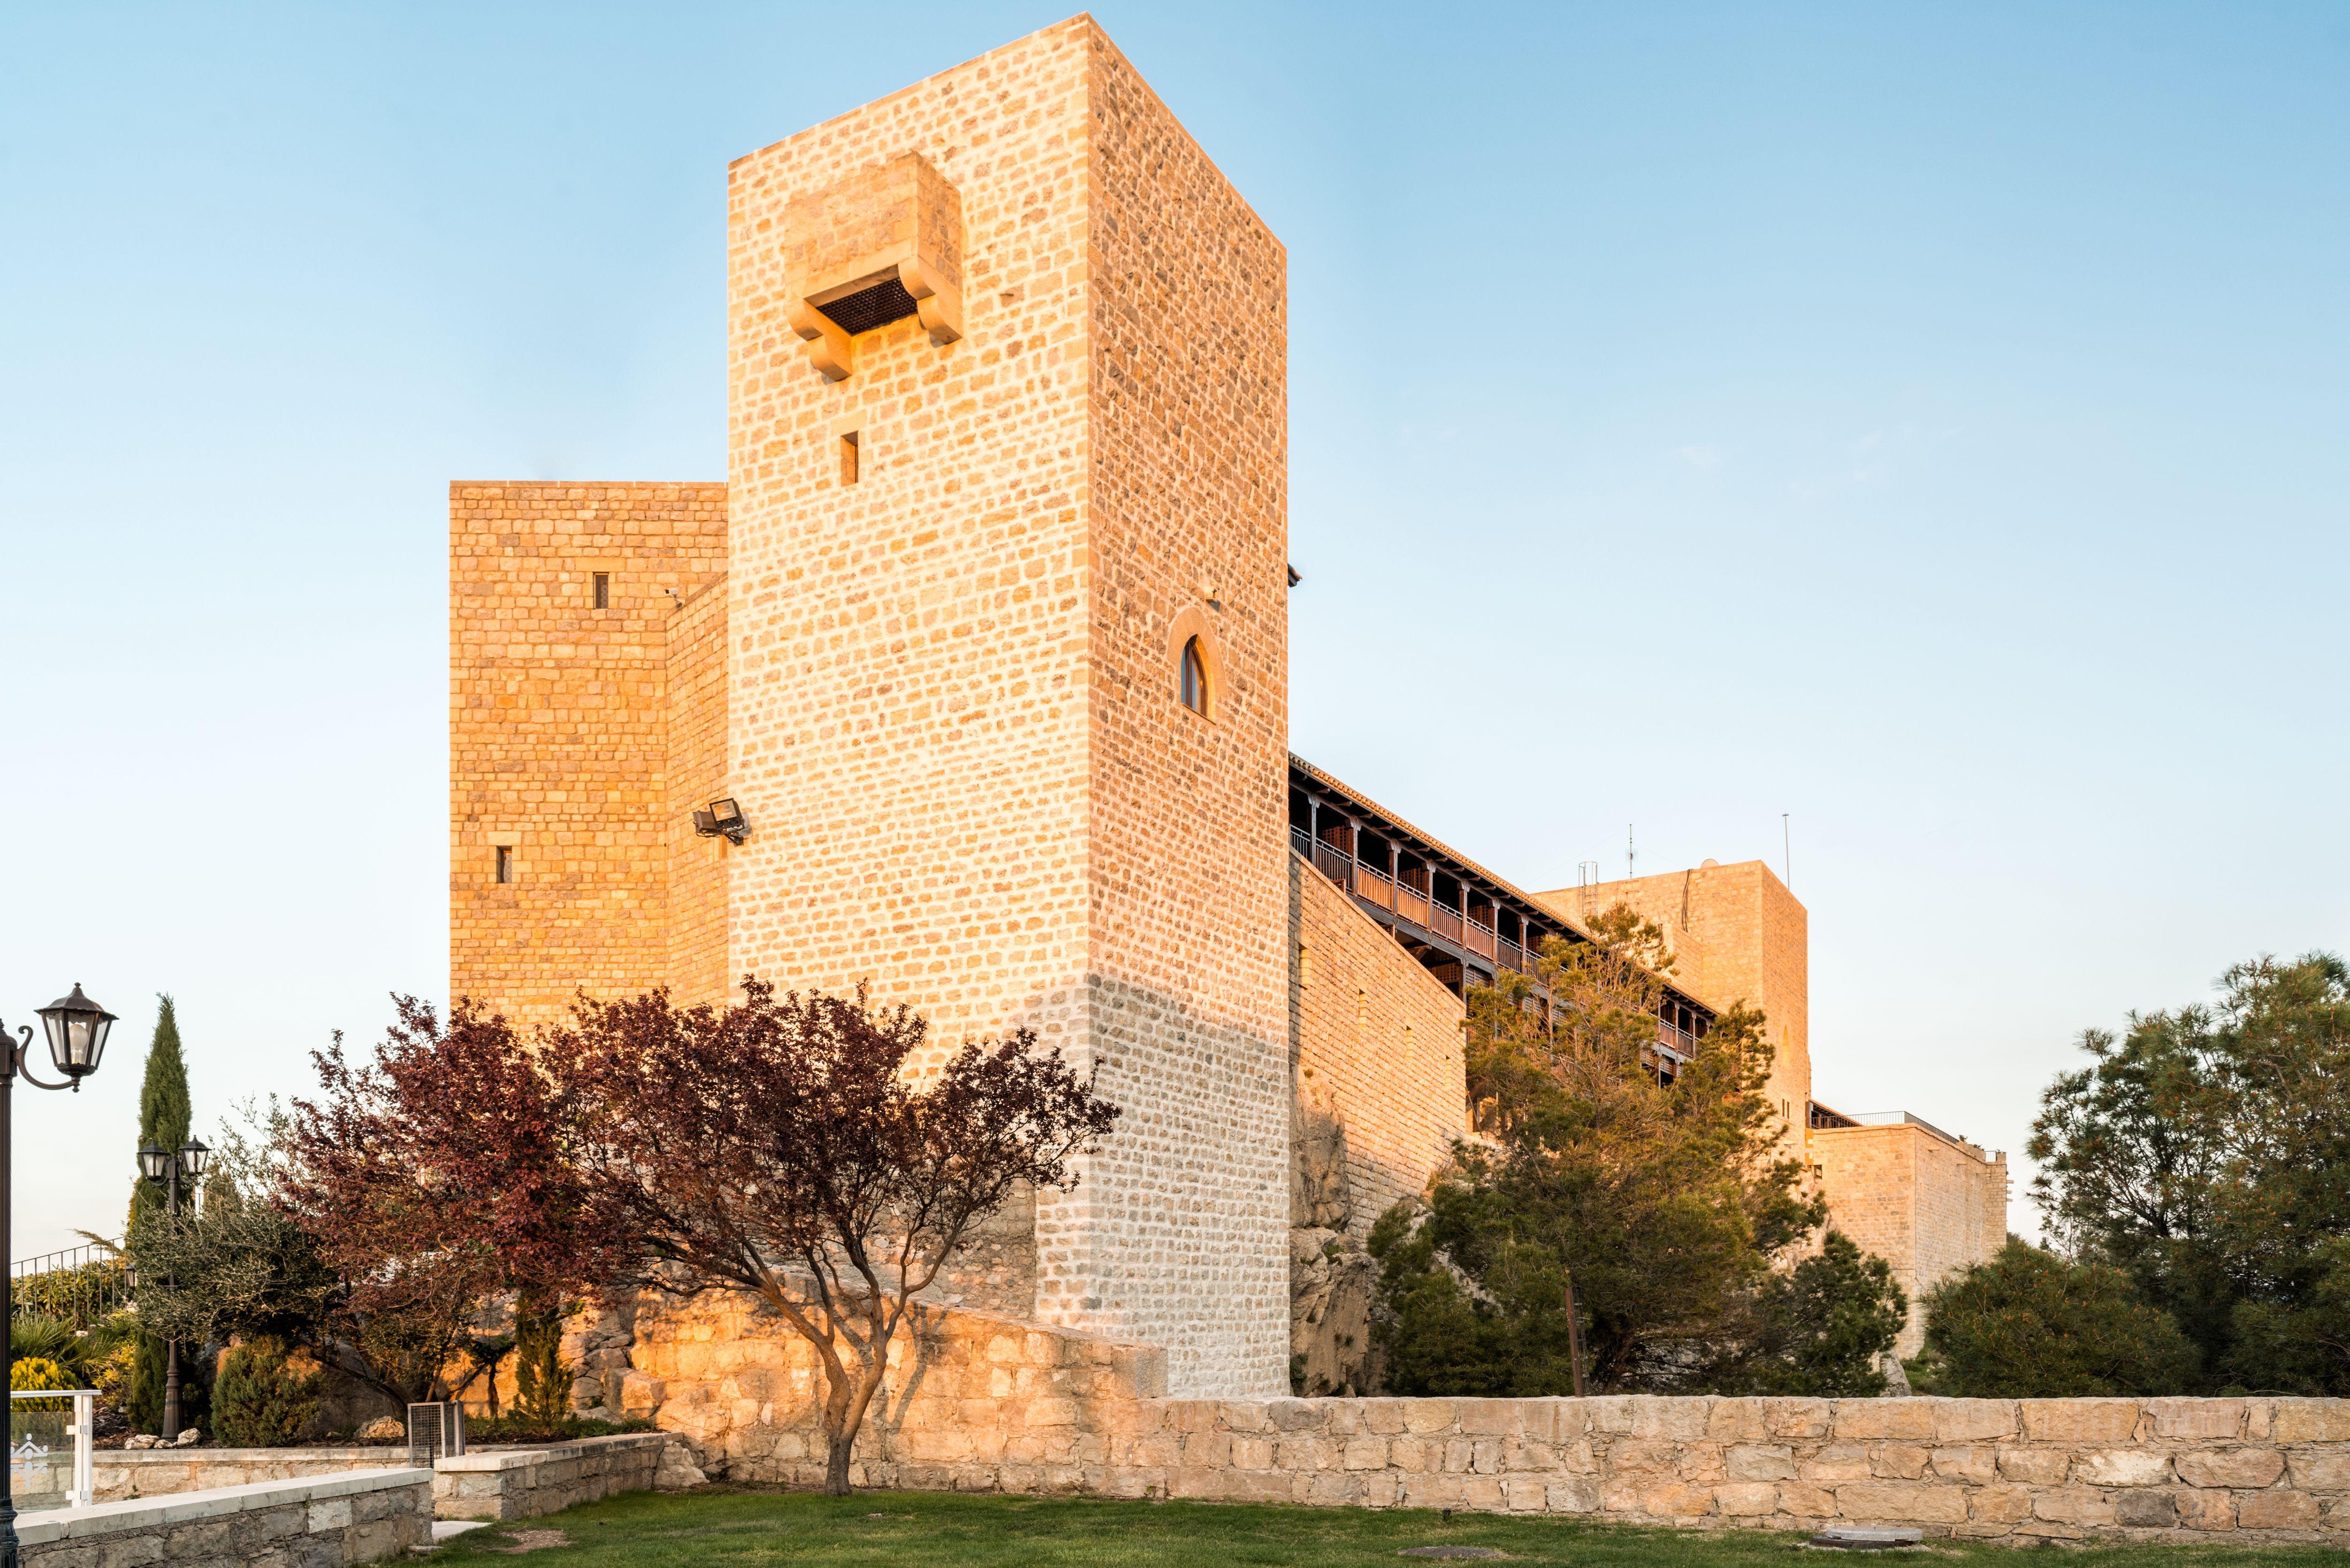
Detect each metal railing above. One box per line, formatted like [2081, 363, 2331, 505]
[12, 1246, 127, 1327]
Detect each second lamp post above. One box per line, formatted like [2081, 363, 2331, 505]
[135, 1137, 209, 1440]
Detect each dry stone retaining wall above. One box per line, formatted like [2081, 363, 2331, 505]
[629, 1291, 2350, 1543]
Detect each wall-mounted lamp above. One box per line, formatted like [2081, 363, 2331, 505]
[693, 797, 750, 845]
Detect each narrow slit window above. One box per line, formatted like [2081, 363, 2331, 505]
[592, 572, 610, 610]
[1179, 636, 1208, 715]
[494, 845, 513, 884]
[840, 431, 861, 485]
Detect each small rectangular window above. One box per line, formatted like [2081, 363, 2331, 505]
[592, 572, 610, 610]
[840, 431, 860, 485]
[494, 845, 513, 884]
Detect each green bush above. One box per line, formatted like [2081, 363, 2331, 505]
[1913, 1237, 2199, 1396]
[512, 1309, 574, 1422]
[210, 1338, 322, 1448]
[11, 1357, 70, 1411]
[465, 1413, 652, 1445]
[11, 1317, 85, 1381]
[1721, 1232, 1909, 1397]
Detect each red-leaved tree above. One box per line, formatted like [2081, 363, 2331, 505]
[280, 997, 625, 1406]
[551, 980, 1120, 1495]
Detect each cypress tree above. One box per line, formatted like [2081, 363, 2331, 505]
[127, 996, 195, 1435]
[129, 996, 192, 1227]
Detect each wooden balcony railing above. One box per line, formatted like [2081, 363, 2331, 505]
[1465, 916, 1496, 959]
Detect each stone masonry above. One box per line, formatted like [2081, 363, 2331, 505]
[447, 15, 1995, 1412]
[623, 1290, 2350, 1544]
[1815, 1117, 2011, 1357]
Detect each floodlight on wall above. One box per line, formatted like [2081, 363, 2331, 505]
[693, 797, 750, 846]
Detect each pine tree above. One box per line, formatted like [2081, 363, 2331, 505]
[128, 996, 192, 1228]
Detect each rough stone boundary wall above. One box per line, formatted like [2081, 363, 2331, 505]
[90, 1434, 690, 1522]
[435, 1432, 676, 1520]
[627, 1292, 2350, 1544]
[21, 1467, 430, 1566]
[93, 1447, 398, 1503]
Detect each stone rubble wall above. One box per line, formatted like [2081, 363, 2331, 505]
[91, 1448, 401, 1504]
[630, 1290, 2350, 1543]
[1085, 1394, 2350, 1543]
[433, 1432, 675, 1521]
[88, 1435, 691, 1523]
[624, 1289, 1165, 1487]
[21, 1468, 430, 1567]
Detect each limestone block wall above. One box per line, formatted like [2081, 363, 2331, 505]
[449, 481, 727, 1027]
[721, 17, 1288, 1395]
[624, 1289, 1167, 1487]
[664, 577, 731, 1012]
[1538, 862, 1810, 1151]
[23, 1468, 431, 1566]
[433, 1433, 672, 1521]
[1289, 853, 1468, 1245]
[628, 1290, 2350, 1544]
[91, 1448, 400, 1504]
[1816, 1120, 2010, 1356]
[1287, 853, 1468, 1396]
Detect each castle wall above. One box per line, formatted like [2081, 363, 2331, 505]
[1538, 862, 1810, 1154]
[1290, 855, 1468, 1242]
[1060, 25, 1292, 1394]
[448, 482, 727, 1028]
[720, 18, 1288, 1396]
[631, 1289, 2350, 1544]
[1815, 1120, 2010, 1357]
[1287, 854, 1467, 1396]
[664, 578, 731, 1012]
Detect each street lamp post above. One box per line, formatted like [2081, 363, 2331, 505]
[135, 1137, 208, 1440]
[0, 985, 116, 1568]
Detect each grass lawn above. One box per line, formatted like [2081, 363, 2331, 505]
[426, 1487, 2350, 1566]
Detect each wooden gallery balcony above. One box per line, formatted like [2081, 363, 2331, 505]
[1289, 755, 1713, 1071]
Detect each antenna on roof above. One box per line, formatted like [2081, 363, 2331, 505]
[1627, 824, 1635, 883]
[1782, 812, 1791, 890]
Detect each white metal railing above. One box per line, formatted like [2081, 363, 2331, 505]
[10, 1389, 97, 1510]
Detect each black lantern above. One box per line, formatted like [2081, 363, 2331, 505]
[179, 1138, 210, 1180]
[138, 1143, 171, 1183]
[36, 984, 115, 1081]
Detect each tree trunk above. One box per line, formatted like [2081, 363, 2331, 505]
[824, 1430, 856, 1496]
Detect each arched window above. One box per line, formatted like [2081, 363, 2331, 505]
[1179, 636, 1209, 716]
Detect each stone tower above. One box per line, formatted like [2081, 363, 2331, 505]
[452, 17, 1292, 1397]
[723, 18, 1291, 1397]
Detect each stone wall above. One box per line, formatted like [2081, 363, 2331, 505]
[434, 1433, 674, 1521]
[448, 480, 729, 1029]
[623, 1289, 1166, 1487]
[1288, 852, 1468, 1395]
[92, 1448, 400, 1504]
[89, 1436, 687, 1523]
[1537, 861, 1810, 1156]
[719, 15, 1290, 1396]
[23, 1468, 430, 1566]
[1815, 1119, 2011, 1356]
[665, 574, 731, 1013]
[628, 1294, 2350, 1543]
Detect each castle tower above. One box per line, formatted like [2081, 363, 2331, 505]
[721, 18, 1291, 1396]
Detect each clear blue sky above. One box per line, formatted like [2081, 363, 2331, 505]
[4, 3, 2345, 1255]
